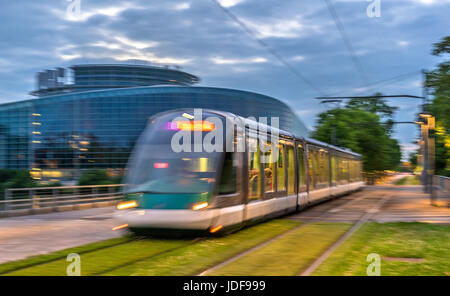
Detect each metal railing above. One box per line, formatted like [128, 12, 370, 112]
[0, 184, 125, 213]
[431, 175, 450, 206]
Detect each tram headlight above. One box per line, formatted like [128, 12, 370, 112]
[117, 200, 138, 210]
[192, 201, 208, 211]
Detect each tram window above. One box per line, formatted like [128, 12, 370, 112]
[308, 148, 317, 190]
[337, 157, 342, 184]
[354, 160, 360, 182]
[297, 146, 306, 192]
[350, 160, 356, 182]
[277, 144, 286, 192]
[314, 151, 320, 187]
[357, 161, 362, 181]
[340, 158, 349, 184]
[262, 142, 275, 193]
[319, 149, 329, 186]
[287, 145, 295, 194]
[352, 161, 354, 181]
[248, 138, 262, 200]
[318, 151, 323, 185]
[218, 152, 236, 194]
[350, 160, 354, 182]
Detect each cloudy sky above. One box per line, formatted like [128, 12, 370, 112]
[0, 0, 449, 159]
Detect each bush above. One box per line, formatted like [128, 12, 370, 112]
[77, 170, 122, 186]
[0, 170, 38, 200]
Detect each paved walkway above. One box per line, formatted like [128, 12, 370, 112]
[289, 185, 450, 224]
[371, 185, 450, 224]
[0, 207, 121, 264]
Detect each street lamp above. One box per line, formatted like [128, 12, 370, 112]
[419, 113, 432, 118]
[314, 93, 435, 195]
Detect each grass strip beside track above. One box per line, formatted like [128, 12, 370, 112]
[3, 238, 193, 276]
[209, 222, 352, 276]
[312, 222, 450, 276]
[102, 219, 302, 275]
[1, 219, 301, 276]
[0, 235, 134, 275]
[394, 176, 420, 185]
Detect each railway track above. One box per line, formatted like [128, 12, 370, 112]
[0, 236, 202, 276]
[2, 189, 391, 276]
[91, 237, 203, 276]
[198, 189, 389, 276]
[0, 236, 140, 275]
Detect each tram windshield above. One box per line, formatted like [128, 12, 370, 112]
[125, 112, 225, 194]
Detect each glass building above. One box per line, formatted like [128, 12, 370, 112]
[0, 63, 308, 181]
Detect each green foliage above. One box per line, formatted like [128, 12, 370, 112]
[1, 219, 300, 276]
[346, 92, 398, 133]
[431, 36, 450, 56]
[394, 176, 420, 185]
[77, 170, 122, 186]
[0, 169, 38, 200]
[426, 36, 450, 176]
[312, 108, 401, 172]
[409, 153, 418, 167]
[313, 222, 450, 276]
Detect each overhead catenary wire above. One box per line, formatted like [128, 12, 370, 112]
[323, 0, 370, 87]
[209, 0, 326, 96]
[329, 70, 421, 97]
[210, 1, 422, 106]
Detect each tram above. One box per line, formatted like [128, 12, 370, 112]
[114, 109, 364, 234]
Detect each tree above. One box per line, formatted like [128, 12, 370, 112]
[409, 152, 418, 167]
[312, 108, 401, 172]
[346, 92, 398, 133]
[0, 170, 37, 200]
[426, 36, 450, 176]
[346, 92, 398, 120]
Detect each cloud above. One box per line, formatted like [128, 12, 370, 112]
[400, 143, 419, 151]
[59, 53, 82, 61]
[90, 41, 122, 50]
[58, 2, 138, 22]
[218, 0, 246, 8]
[399, 143, 419, 160]
[0, 0, 448, 149]
[412, 0, 450, 5]
[241, 18, 320, 39]
[291, 55, 306, 62]
[112, 52, 191, 65]
[211, 56, 268, 64]
[174, 2, 191, 11]
[114, 36, 159, 49]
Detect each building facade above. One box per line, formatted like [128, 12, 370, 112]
[0, 64, 308, 180]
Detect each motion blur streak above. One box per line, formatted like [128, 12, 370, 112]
[210, 225, 223, 233]
[192, 202, 208, 211]
[117, 201, 138, 210]
[112, 224, 129, 231]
